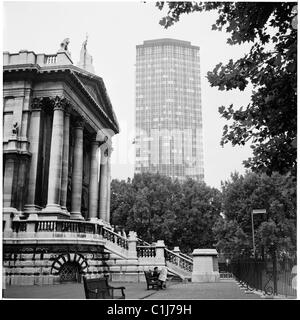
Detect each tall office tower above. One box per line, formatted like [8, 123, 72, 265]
[135, 39, 204, 182]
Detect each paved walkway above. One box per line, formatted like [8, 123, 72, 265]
[3, 280, 262, 300]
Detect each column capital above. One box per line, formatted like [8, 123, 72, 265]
[31, 97, 43, 111]
[74, 116, 85, 128]
[49, 96, 70, 111]
[64, 103, 72, 115]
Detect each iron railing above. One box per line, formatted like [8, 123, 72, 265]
[231, 258, 297, 297]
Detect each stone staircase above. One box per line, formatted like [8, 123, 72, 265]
[98, 226, 193, 281]
[4, 219, 196, 285]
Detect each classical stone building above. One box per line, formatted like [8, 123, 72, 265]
[3, 40, 118, 225]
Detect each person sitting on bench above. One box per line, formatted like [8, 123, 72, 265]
[151, 267, 159, 280]
[158, 267, 168, 289]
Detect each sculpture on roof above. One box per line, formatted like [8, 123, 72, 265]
[59, 38, 71, 56]
[60, 38, 70, 51]
[77, 34, 95, 74]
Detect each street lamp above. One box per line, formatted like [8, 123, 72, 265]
[251, 209, 266, 257]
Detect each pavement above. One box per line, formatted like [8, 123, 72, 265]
[3, 279, 263, 300]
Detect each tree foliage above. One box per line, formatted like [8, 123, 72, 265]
[110, 173, 221, 252]
[212, 172, 296, 259]
[156, 2, 297, 176]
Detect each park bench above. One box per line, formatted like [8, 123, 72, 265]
[83, 276, 125, 299]
[144, 271, 160, 290]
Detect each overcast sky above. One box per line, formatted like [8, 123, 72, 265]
[3, 1, 255, 189]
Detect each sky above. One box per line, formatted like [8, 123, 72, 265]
[3, 0, 255, 189]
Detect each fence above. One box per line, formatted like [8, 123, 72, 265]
[230, 258, 297, 297]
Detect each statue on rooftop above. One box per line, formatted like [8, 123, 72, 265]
[59, 38, 71, 56]
[77, 34, 95, 74]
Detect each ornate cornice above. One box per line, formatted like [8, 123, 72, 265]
[5, 65, 119, 133]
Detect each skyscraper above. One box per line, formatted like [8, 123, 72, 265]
[135, 39, 204, 182]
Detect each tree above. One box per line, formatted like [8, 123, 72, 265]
[175, 179, 222, 252]
[110, 173, 222, 252]
[156, 2, 297, 176]
[212, 172, 296, 259]
[212, 218, 251, 259]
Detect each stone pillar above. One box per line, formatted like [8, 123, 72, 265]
[173, 246, 181, 266]
[71, 119, 84, 220]
[128, 231, 138, 259]
[155, 240, 166, 265]
[173, 246, 181, 255]
[106, 148, 112, 223]
[60, 107, 71, 213]
[88, 137, 100, 221]
[192, 249, 220, 283]
[3, 155, 17, 209]
[44, 97, 66, 214]
[3, 154, 19, 235]
[25, 97, 43, 212]
[99, 146, 108, 221]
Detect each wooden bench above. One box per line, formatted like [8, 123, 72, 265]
[144, 271, 160, 290]
[83, 276, 125, 299]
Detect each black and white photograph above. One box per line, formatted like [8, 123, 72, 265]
[1, 0, 297, 304]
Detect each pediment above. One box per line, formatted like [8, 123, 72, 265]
[73, 71, 118, 129]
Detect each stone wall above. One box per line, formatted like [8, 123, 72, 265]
[3, 239, 166, 286]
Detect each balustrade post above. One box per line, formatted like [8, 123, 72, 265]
[3, 210, 18, 237]
[155, 240, 166, 265]
[173, 246, 181, 266]
[128, 231, 137, 259]
[192, 249, 220, 283]
[25, 214, 39, 238]
[173, 246, 181, 254]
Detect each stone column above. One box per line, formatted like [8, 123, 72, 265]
[25, 97, 43, 212]
[99, 146, 108, 221]
[106, 148, 112, 223]
[71, 118, 84, 220]
[88, 137, 100, 221]
[192, 249, 220, 283]
[44, 97, 66, 214]
[60, 107, 71, 213]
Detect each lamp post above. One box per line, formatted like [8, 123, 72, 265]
[251, 209, 266, 257]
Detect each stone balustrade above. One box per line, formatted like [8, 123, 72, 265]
[137, 246, 156, 258]
[3, 50, 73, 67]
[5, 219, 221, 283]
[165, 248, 193, 273]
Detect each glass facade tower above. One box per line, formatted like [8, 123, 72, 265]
[135, 39, 204, 182]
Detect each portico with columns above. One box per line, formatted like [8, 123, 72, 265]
[3, 41, 119, 227]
